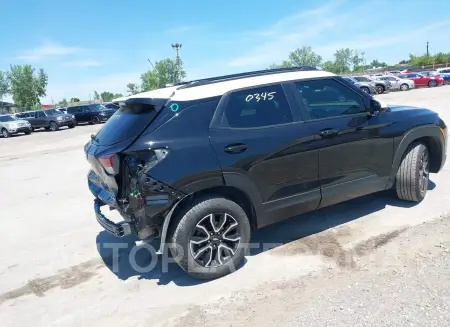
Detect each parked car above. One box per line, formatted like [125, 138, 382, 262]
[84, 66, 447, 279]
[0, 114, 32, 138]
[102, 102, 120, 110]
[58, 108, 68, 114]
[342, 76, 377, 94]
[373, 75, 415, 91]
[67, 104, 116, 124]
[398, 73, 444, 87]
[351, 75, 390, 94]
[22, 109, 76, 131]
[420, 71, 449, 85]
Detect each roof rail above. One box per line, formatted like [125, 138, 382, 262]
[177, 66, 319, 89]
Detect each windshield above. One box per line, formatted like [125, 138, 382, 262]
[0, 115, 16, 122]
[44, 109, 62, 115]
[89, 104, 108, 111]
[344, 77, 357, 84]
[354, 76, 371, 82]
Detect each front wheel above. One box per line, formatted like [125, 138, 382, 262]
[360, 86, 370, 94]
[93, 116, 100, 124]
[49, 121, 59, 131]
[24, 130, 32, 135]
[400, 83, 409, 91]
[169, 197, 251, 280]
[396, 142, 429, 202]
[68, 124, 75, 129]
[428, 80, 437, 87]
[2, 128, 10, 138]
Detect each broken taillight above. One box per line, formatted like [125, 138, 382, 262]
[98, 153, 120, 175]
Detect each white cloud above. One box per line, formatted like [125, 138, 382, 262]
[42, 72, 141, 103]
[165, 24, 205, 34]
[14, 42, 84, 62]
[227, 0, 362, 68]
[62, 60, 103, 68]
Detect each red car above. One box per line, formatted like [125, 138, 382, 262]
[399, 73, 444, 87]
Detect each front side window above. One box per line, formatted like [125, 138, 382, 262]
[354, 76, 371, 82]
[219, 84, 293, 128]
[295, 78, 366, 120]
[37, 111, 45, 118]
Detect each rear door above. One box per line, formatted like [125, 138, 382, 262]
[288, 77, 393, 208]
[35, 111, 46, 127]
[209, 83, 320, 227]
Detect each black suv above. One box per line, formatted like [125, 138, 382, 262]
[67, 104, 116, 124]
[19, 109, 76, 131]
[85, 67, 447, 279]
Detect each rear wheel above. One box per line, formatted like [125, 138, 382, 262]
[2, 128, 10, 138]
[169, 197, 251, 280]
[375, 85, 385, 94]
[396, 142, 429, 202]
[93, 116, 100, 124]
[24, 130, 32, 135]
[68, 124, 75, 129]
[49, 121, 59, 131]
[428, 80, 437, 87]
[400, 83, 409, 91]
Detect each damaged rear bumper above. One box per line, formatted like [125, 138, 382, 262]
[94, 199, 134, 237]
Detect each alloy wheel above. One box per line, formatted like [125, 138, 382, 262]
[2, 129, 8, 138]
[418, 149, 429, 194]
[189, 213, 241, 268]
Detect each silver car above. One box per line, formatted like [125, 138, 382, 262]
[0, 114, 33, 138]
[342, 76, 377, 94]
[373, 75, 415, 91]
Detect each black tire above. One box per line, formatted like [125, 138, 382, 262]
[360, 86, 370, 94]
[428, 80, 437, 87]
[24, 130, 32, 135]
[68, 124, 75, 129]
[400, 83, 409, 91]
[375, 85, 385, 94]
[49, 121, 59, 131]
[169, 197, 251, 280]
[395, 142, 430, 202]
[93, 116, 100, 124]
[1, 128, 10, 138]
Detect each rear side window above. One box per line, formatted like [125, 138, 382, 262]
[93, 101, 162, 146]
[67, 107, 80, 113]
[219, 84, 293, 128]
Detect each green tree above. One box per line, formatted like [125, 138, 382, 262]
[288, 46, 323, 67]
[70, 97, 80, 103]
[58, 98, 68, 107]
[100, 91, 115, 102]
[7, 65, 48, 110]
[126, 83, 140, 95]
[0, 71, 9, 102]
[141, 58, 186, 92]
[113, 93, 123, 98]
[322, 60, 338, 73]
[93, 91, 100, 101]
[268, 61, 293, 69]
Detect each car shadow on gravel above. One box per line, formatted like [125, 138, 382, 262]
[96, 181, 435, 286]
[250, 182, 435, 256]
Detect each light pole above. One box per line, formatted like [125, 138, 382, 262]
[171, 43, 182, 83]
[361, 52, 366, 74]
[426, 41, 429, 56]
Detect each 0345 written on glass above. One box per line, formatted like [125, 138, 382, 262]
[245, 91, 276, 102]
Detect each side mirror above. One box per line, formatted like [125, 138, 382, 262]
[369, 99, 383, 116]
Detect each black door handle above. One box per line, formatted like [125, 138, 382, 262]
[319, 128, 338, 137]
[224, 143, 248, 153]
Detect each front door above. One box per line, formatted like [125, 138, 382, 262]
[209, 83, 320, 227]
[289, 77, 394, 208]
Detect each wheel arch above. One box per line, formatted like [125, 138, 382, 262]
[158, 173, 263, 254]
[390, 125, 445, 184]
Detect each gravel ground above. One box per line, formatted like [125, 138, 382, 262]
[172, 216, 450, 327]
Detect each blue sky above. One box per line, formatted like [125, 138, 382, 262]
[1, 0, 449, 103]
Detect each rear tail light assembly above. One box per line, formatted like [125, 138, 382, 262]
[98, 153, 120, 175]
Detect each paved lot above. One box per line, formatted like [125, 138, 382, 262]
[1, 86, 450, 327]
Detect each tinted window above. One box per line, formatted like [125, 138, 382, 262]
[295, 79, 366, 120]
[219, 84, 293, 128]
[37, 111, 45, 118]
[82, 107, 91, 113]
[407, 74, 417, 78]
[0, 115, 15, 122]
[354, 76, 371, 82]
[67, 107, 81, 113]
